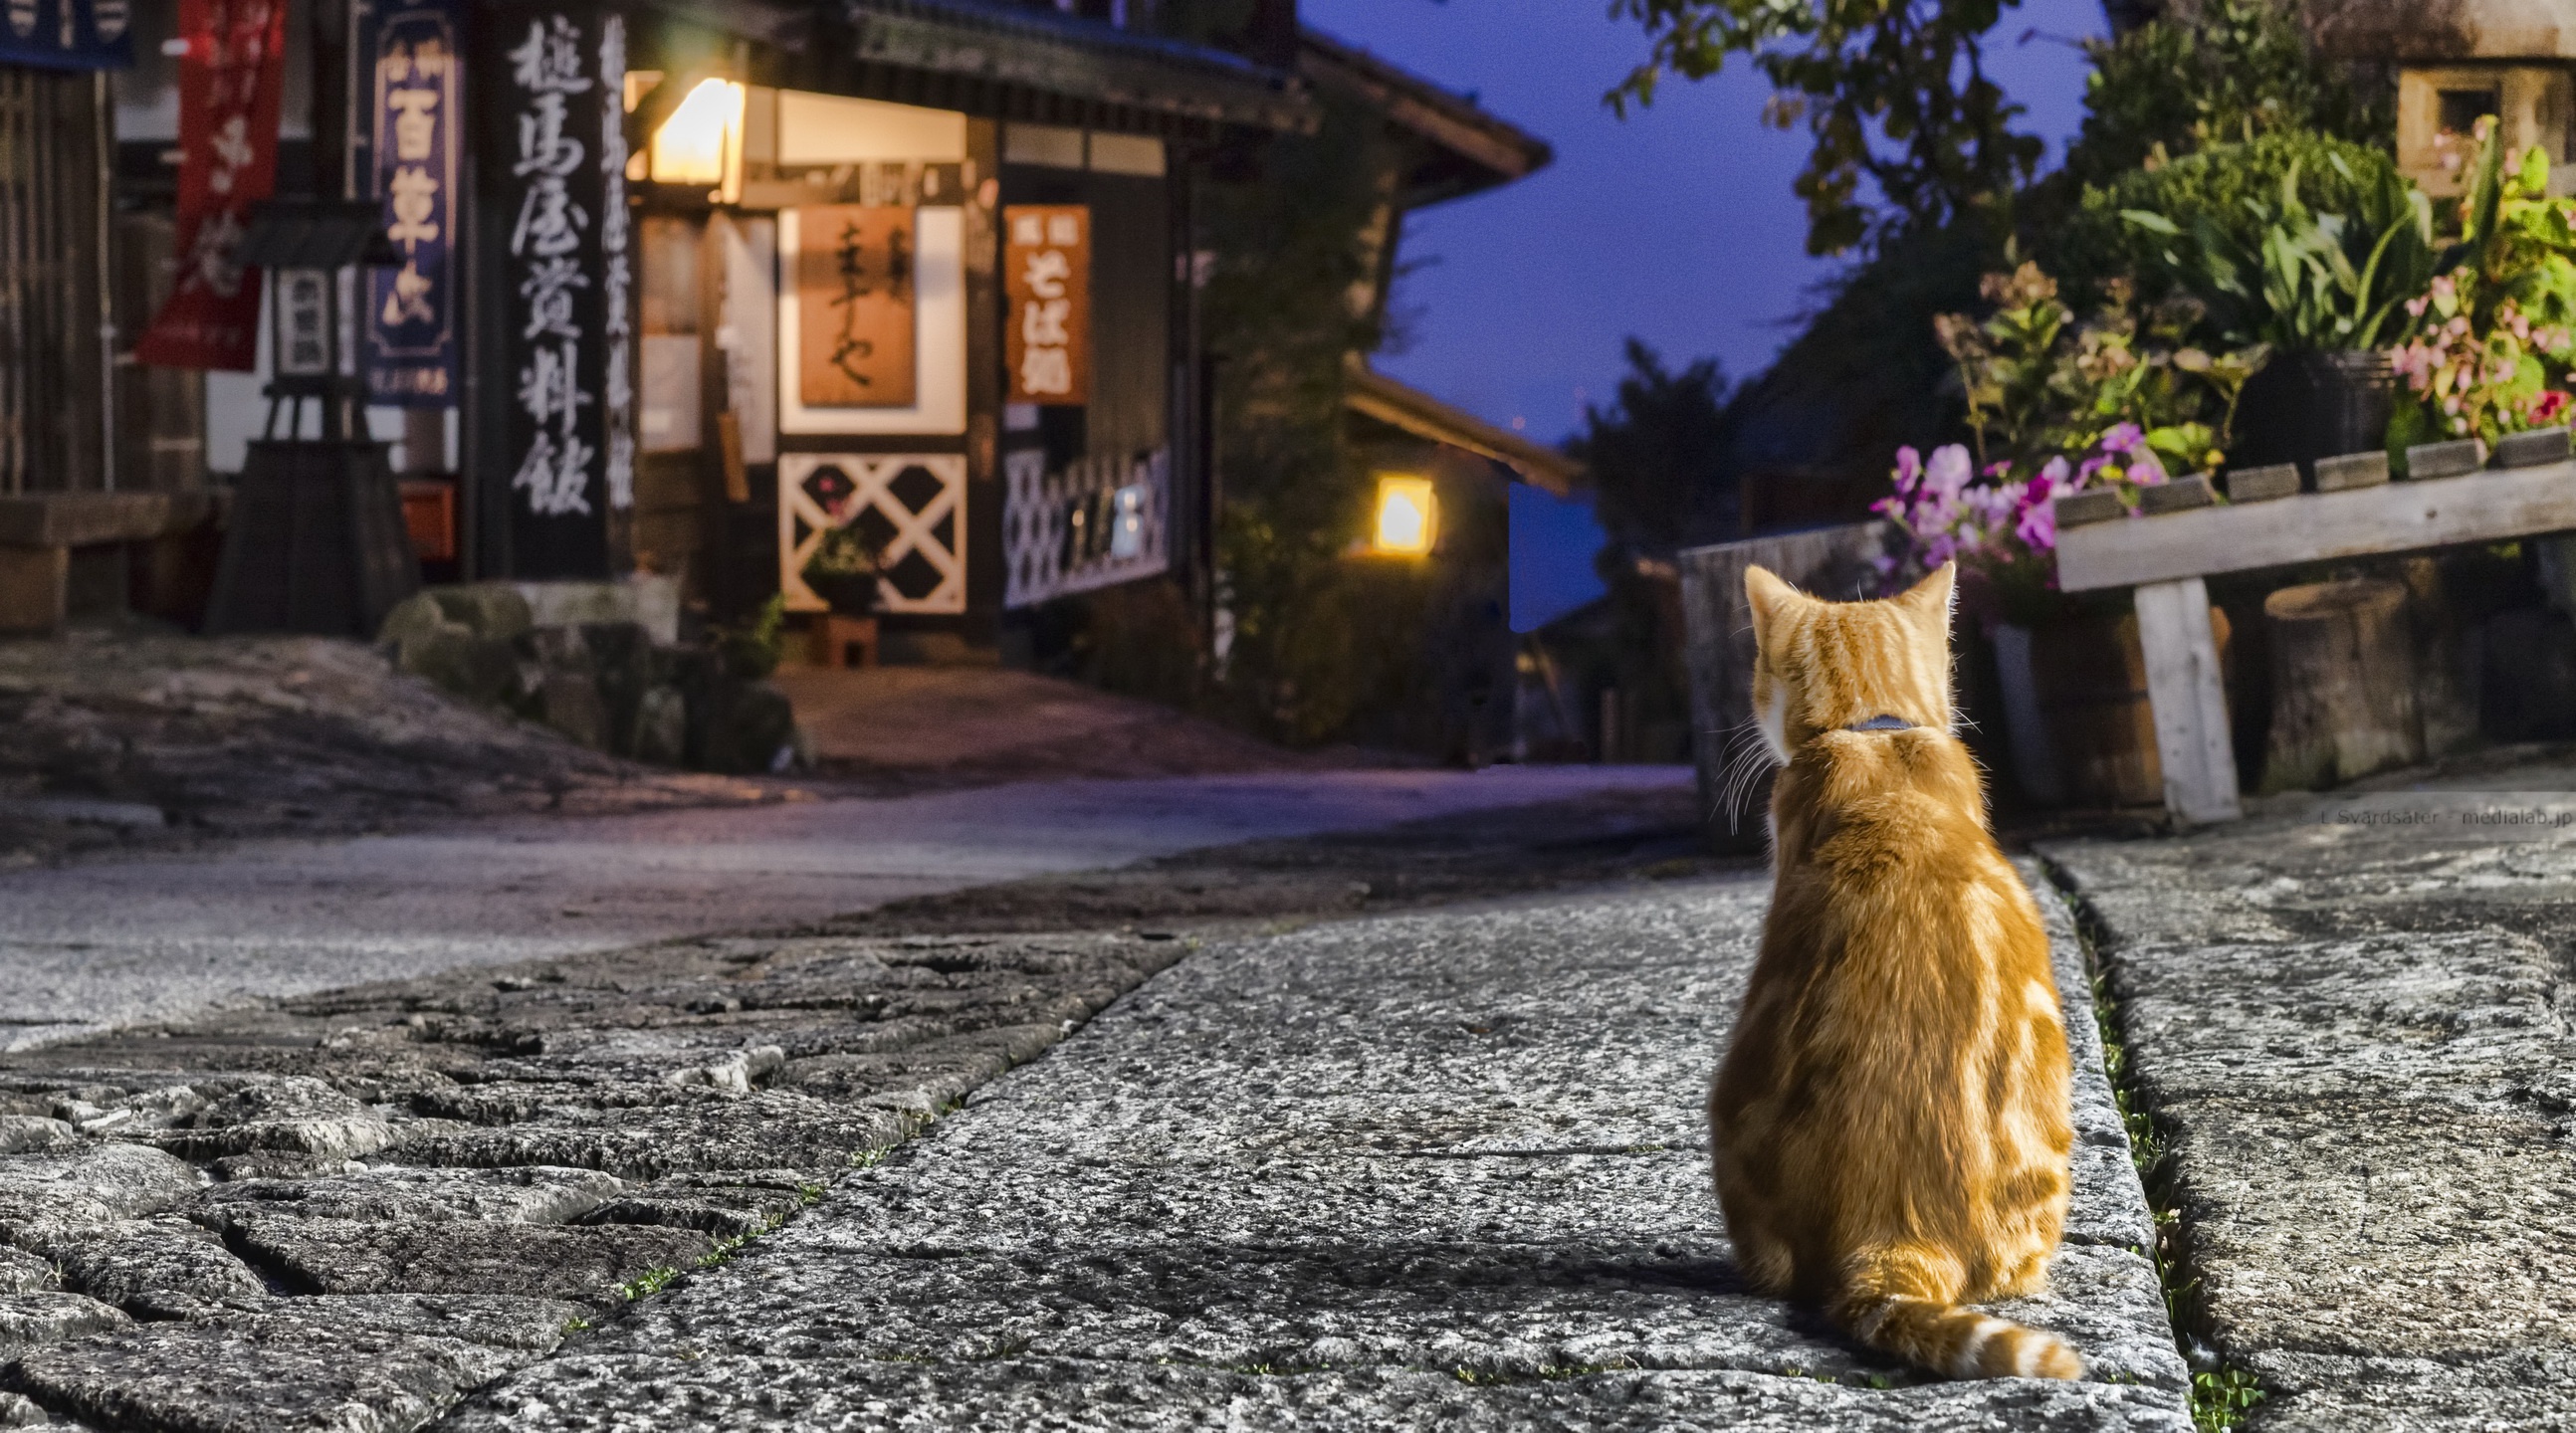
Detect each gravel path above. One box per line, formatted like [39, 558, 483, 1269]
[448, 870, 2189, 1431]
[2043, 798, 2576, 1432]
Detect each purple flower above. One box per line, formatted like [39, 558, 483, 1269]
[1891, 446, 1923, 493]
[2099, 422, 2146, 456]
[1924, 444, 1973, 501]
[2016, 492, 2057, 551]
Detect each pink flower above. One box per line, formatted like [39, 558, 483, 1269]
[2531, 390, 2571, 424]
[2099, 422, 2146, 456]
[2017, 493, 2057, 551]
[1892, 446, 1923, 492]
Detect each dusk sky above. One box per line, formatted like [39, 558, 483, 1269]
[1295, 0, 2111, 628]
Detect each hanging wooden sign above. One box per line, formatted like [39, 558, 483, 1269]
[1003, 204, 1090, 406]
[794, 204, 917, 409]
[363, 0, 461, 407]
[131, 0, 288, 371]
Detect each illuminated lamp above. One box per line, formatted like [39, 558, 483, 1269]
[1372, 475, 1437, 556]
[651, 77, 746, 202]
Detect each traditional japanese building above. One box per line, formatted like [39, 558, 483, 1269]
[2311, 0, 2576, 195]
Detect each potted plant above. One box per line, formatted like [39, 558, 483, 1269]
[800, 525, 883, 617]
[2385, 124, 2576, 456]
[2120, 141, 2439, 474]
[1882, 262, 2259, 807]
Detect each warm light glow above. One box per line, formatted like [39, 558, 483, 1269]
[1373, 476, 1437, 556]
[652, 78, 745, 198]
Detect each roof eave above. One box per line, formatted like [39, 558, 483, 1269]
[1345, 365, 1582, 496]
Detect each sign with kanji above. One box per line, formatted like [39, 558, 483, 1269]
[0, 0, 133, 71]
[793, 205, 916, 409]
[363, 0, 460, 407]
[480, 5, 632, 577]
[130, 0, 287, 371]
[1003, 205, 1090, 406]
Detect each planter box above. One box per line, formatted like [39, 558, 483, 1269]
[2225, 464, 2300, 503]
[2494, 426, 2570, 469]
[2137, 474, 2216, 514]
[2314, 451, 2391, 493]
[2406, 439, 2483, 480]
[2053, 489, 2127, 527]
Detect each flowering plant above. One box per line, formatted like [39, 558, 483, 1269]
[2387, 276, 2571, 444]
[1875, 424, 2174, 622]
[1884, 262, 2261, 622]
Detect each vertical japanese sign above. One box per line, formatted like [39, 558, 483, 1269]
[131, 0, 287, 371]
[794, 205, 915, 409]
[0, 0, 133, 69]
[364, 0, 460, 406]
[482, 6, 629, 577]
[1003, 205, 1090, 406]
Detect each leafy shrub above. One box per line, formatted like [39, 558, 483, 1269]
[2052, 131, 2418, 331]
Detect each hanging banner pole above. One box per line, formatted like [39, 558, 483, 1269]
[131, 0, 289, 371]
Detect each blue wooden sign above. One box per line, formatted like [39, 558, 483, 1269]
[0, 0, 134, 70]
[363, 0, 460, 407]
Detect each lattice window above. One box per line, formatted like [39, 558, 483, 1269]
[1003, 447, 1169, 609]
[777, 454, 966, 614]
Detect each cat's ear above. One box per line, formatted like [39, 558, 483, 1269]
[1896, 562, 1957, 644]
[1745, 566, 1797, 646]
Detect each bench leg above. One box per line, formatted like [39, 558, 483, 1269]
[2134, 576, 2241, 825]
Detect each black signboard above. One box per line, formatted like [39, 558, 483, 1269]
[478, 3, 631, 578]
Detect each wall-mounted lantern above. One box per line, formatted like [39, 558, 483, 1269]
[625, 71, 746, 203]
[1372, 474, 1437, 556]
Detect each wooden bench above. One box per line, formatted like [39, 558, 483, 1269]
[2054, 461, 2576, 825]
[0, 491, 224, 635]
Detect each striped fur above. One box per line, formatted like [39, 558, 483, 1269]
[1710, 563, 2081, 1382]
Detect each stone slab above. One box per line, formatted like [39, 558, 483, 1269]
[5, 1295, 582, 1433]
[447, 1354, 2195, 1433]
[2044, 802, 2576, 1429]
[456, 879, 2188, 1428]
[226, 1218, 709, 1309]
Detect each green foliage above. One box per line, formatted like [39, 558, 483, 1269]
[1608, 0, 2042, 256]
[2069, 132, 2432, 351]
[1192, 88, 1426, 747]
[1936, 262, 2265, 475]
[616, 1265, 681, 1301]
[2194, 1370, 2266, 1432]
[1568, 339, 1732, 550]
[714, 592, 788, 681]
[2123, 152, 2436, 350]
[2058, 0, 2385, 192]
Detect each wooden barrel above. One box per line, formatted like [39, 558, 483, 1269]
[2024, 605, 2234, 808]
[2259, 578, 2422, 792]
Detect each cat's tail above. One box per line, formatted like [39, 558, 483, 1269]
[1827, 1247, 2083, 1381]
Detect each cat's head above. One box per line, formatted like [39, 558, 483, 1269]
[1744, 562, 1955, 764]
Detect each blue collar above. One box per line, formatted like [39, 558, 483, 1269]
[1843, 715, 1917, 732]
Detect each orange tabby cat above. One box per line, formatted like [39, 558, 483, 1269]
[1710, 561, 2080, 1380]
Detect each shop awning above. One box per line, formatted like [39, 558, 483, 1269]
[833, 0, 1314, 137]
[1345, 365, 1582, 497]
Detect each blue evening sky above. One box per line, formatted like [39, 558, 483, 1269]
[1297, 0, 2111, 628]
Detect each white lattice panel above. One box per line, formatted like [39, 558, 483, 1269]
[778, 453, 967, 615]
[1003, 447, 1170, 609]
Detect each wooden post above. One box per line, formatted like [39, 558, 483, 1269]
[2258, 579, 2424, 793]
[2133, 576, 2241, 825]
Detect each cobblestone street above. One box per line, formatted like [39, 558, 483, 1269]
[7, 767, 2576, 1430]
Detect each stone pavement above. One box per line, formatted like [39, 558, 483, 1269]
[2043, 787, 2576, 1432]
[447, 869, 2187, 1431]
[0, 765, 1684, 1052]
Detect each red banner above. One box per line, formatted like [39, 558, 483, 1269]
[131, 0, 289, 371]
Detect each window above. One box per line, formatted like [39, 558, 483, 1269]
[2439, 88, 2500, 138]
